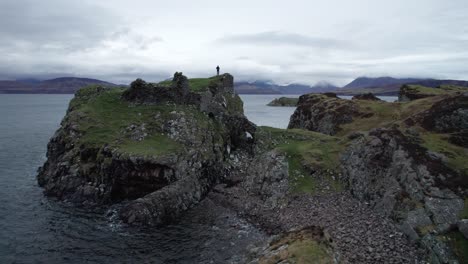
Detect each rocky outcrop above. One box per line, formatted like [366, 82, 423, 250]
[283, 85, 468, 262]
[341, 128, 467, 263]
[398, 84, 436, 101]
[398, 84, 467, 102]
[407, 93, 468, 150]
[266, 97, 298, 107]
[38, 72, 255, 226]
[352, 93, 382, 101]
[288, 93, 371, 135]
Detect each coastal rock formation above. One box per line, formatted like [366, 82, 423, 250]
[38, 73, 254, 226]
[341, 128, 467, 263]
[266, 97, 299, 107]
[286, 86, 467, 262]
[288, 93, 371, 135]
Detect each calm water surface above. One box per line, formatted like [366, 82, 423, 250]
[240, 94, 298, 128]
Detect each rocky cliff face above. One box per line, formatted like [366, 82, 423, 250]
[288, 93, 370, 135]
[286, 87, 468, 263]
[38, 72, 255, 226]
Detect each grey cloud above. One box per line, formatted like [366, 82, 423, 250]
[215, 31, 348, 49]
[0, 0, 119, 51]
[1, 0, 468, 86]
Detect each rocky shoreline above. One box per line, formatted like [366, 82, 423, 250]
[38, 74, 467, 263]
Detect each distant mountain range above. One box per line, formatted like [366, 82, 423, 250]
[234, 81, 338, 94]
[1, 76, 467, 95]
[338, 77, 468, 95]
[0, 77, 338, 95]
[0, 77, 118, 94]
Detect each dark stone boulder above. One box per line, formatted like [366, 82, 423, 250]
[288, 93, 368, 135]
[416, 93, 468, 133]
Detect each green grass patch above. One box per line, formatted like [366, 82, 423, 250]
[338, 100, 399, 136]
[118, 134, 182, 156]
[288, 239, 333, 264]
[188, 76, 222, 92]
[67, 86, 213, 157]
[420, 132, 468, 175]
[405, 85, 448, 95]
[258, 126, 345, 194]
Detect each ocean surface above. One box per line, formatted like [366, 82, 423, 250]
[0, 93, 398, 263]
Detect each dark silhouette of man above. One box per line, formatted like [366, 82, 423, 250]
[216, 65, 220, 76]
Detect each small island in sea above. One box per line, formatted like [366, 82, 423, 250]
[267, 96, 299, 107]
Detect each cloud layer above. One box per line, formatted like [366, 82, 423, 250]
[1, 0, 468, 86]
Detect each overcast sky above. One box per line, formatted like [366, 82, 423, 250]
[1, 0, 467, 86]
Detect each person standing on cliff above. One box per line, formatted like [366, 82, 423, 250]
[216, 65, 220, 76]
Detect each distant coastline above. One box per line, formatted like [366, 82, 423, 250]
[1, 76, 467, 95]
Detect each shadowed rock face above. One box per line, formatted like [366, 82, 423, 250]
[416, 94, 467, 132]
[288, 93, 369, 135]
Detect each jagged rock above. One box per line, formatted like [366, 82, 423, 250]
[407, 92, 468, 133]
[288, 93, 369, 135]
[406, 208, 433, 230]
[458, 219, 468, 239]
[425, 197, 464, 226]
[352, 93, 382, 101]
[340, 128, 466, 263]
[240, 150, 289, 209]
